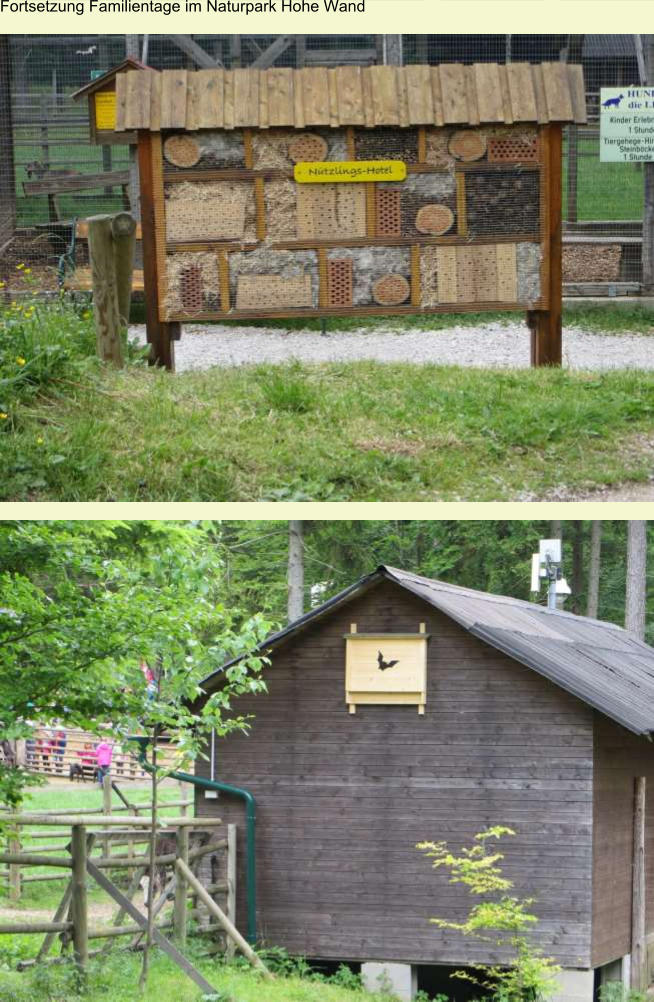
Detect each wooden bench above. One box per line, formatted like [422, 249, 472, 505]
[60, 219, 144, 294]
[23, 170, 130, 222]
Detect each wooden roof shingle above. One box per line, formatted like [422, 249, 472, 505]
[114, 62, 587, 132]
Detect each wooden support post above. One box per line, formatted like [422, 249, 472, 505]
[37, 833, 95, 963]
[173, 826, 189, 945]
[137, 131, 177, 370]
[87, 214, 124, 367]
[70, 825, 88, 972]
[631, 776, 646, 992]
[566, 125, 578, 225]
[226, 823, 237, 959]
[102, 773, 112, 859]
[528, 124, 563, 367]
[8, 831, 20, 902]
[175, 858, 273, 979]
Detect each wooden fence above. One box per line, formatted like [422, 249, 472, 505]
[17, 728, 182, 782]
[0, 783, 267, 993]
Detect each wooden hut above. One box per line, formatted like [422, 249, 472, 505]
[194, 565, 654, 1002]
[112, 63, 586, 370]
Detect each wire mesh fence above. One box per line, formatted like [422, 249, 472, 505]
[0, 34, 648, 297]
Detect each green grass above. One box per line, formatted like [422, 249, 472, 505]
[562, 136, 644, 220]
[0, 951, 405, 1002]
[3, 360, 654, 501]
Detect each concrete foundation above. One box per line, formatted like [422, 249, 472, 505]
[551, 968, 594, 1002]
[361, 961, 417, 1001]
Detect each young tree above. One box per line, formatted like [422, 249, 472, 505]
[625, 521, 647, 640]
[0, 520, 271, 990]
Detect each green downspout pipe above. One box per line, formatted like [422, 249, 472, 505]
[129, 736, 257, 944]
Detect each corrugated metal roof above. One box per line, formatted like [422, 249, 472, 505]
[201, 565, 654, 737]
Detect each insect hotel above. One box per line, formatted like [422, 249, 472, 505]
[194, 565, 654, 1002]
[112, 63, 586, 369]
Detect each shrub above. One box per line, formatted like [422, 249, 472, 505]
[418, 826, 560, 1002]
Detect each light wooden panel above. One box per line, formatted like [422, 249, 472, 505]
[345, 633, 428, 713]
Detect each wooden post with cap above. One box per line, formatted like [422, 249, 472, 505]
[527, 123, 563, 367]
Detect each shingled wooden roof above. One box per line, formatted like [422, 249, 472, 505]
[114, 63, 586, 132]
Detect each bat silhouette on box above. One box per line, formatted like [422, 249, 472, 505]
[377, 651, 399, 671]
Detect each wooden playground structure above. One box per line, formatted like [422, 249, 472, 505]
[0, 777, 270, 991]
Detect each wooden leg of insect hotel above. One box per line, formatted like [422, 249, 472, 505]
[137, 131, 179, 371]
[528, 123, 562, 367]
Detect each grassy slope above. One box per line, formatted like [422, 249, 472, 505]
[3, 361, 654, 501]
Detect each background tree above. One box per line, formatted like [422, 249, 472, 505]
[625, 520, 648, 639]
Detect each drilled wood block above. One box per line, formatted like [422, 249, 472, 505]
[375, 189, 402, 238]
[179, 264, 204, 313]
[288, 133, 328, 163]
[337, 185, 367, 238]
[296, 185, 339, 240]
[327, 258, 353, 307]
[449, 130, 487, 161]
[372, 273, 410, 306]
[235, 274, 313, 310]
[436, 246, 458, 303]
[164, 194, 246, 243]
[415, 204, 455, 236]
[488, 135, 539, 163]
[496, 243, 518, 301]
[163, 135, 201, 168]
[474, 244, 499, 302]
[455, 245, 476, 302]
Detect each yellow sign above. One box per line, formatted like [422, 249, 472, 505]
[294, 160, 407, 183]
[95, 91, 116, 131]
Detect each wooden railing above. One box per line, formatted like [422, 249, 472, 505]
[0, 785, 269, 992]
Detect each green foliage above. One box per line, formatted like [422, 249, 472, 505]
[257, 361, 318, 414]
[419, 827, 560, 1002]
[598, 982, 648, 1002]
[0, 520, 271, 806]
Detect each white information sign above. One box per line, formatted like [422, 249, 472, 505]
[600, 87, 654, 162]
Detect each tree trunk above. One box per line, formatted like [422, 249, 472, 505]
[571, 520, 584, 615]
[287, 521, 304, 624]
[549, 520, 562, 540]
[625, 521, 647, 640]
[586, 520, 602, 619]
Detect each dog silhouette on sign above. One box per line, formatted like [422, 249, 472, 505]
[602, 94, 624, 109]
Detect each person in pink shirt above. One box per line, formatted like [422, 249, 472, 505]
[95, 740, 113, 787]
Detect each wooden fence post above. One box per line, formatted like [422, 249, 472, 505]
[87, 214, 124, 367]
[631, 776, 646, 991]
[226, 823, 237, 959]
[70, 825, 88, 972]
[173, 826, 189, 945]
[102, 773, 112, 859]
[8, 830, 20, 902]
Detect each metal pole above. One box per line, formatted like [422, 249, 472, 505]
[642, 36, 654, 293]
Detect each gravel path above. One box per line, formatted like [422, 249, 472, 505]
[130, 320, 654, 372]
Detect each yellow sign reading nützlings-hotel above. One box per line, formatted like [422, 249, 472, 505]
[294, 160, 407, 183]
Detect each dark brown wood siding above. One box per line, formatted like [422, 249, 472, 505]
[591, 714, 654, 967]
[196, 581, 594, 967]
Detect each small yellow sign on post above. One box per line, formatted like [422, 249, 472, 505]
[294, 160, 407, 183]
[95, 91, 117, 131]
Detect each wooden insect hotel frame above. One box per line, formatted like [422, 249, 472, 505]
[114, 63, 586, 370]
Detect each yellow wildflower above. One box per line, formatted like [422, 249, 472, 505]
[0, 413, 8, 420]
[36, 437, 44, 445]
[16, 357, 26, 366]
[0, 281, 5, 288]
[16, 263, 24, 271]
[24, 268, 31, 275]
